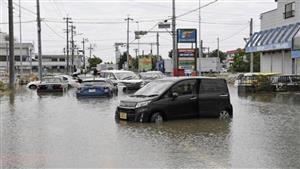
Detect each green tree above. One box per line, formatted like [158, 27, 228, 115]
[209, 49, 226, 63]
[229, 48, 260, 72]
[88, 55, 102, 68]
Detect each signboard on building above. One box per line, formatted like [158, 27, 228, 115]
[138, 57, 152, 71]
[177, 29, 197, 43]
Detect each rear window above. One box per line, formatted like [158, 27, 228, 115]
[200, 79, 228, 94]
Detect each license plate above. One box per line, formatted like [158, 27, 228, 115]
[89, 89, 96, 93]
[119, 112, 127, 120]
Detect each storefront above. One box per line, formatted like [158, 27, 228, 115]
[246, 22, 300, 75]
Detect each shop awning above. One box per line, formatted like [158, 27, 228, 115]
[245, 22, 300, 53]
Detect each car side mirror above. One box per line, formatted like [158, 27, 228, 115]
[78, 79, 83, 83]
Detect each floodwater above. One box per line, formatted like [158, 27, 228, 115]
[0, 86, 299, 168]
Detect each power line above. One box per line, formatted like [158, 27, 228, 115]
[43, 21, 65, 39]
[177, 19, 248, 26]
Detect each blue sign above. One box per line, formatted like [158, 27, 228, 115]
[177, 29, 197, 43]
[292, 50, 300, 58]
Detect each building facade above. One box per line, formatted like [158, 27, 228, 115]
[246, 0, 300, 75]
[0, 32, 83, 74]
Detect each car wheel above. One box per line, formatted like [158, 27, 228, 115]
[219, 110, 231, 119]
[150, 112, 163, 123]
[29, 85, 37, 89]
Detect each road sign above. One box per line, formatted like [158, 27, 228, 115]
[158, 22, 171, 29]
[177, 29, 197, 43]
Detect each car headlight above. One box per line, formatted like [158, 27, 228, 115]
[136, 101, 151, 108]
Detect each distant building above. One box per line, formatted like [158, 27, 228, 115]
[0, 32, 84, 73]
[0, 32, 35, 73]
[246, 0, 300, 75]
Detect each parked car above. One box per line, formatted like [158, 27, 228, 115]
[115, 77, 233, 123]
[57, 75, 80, 88]
[100, 70, 144, 91]
[37, 77, 68, 93]
[139, 71, 165, 84]
[271, 75, 300, 92]
[27, 80, 41, 89]
[76, 78, 117, 98]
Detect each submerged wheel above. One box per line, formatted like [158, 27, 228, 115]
[150, 113, 163, 123]
[29, 85, 37, 89]
[219, 110, 231, 119]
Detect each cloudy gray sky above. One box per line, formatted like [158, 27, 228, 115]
[0, 0, 277, 62]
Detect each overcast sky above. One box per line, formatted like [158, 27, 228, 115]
[0, 0, 277, 62]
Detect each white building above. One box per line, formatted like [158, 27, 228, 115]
[246, 0, 300, 75]
[0, 32, 84, 73]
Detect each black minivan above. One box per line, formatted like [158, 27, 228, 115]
[116, 77, 233, 123]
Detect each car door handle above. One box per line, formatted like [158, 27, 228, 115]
[190, 97, 197, 101]
[219, 94, 228, 97]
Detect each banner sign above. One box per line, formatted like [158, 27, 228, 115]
[177, 29, 197, 43]
[177, 48, 196, 70]
[178, 48, 195, 57]
[138, 57, 152, 71]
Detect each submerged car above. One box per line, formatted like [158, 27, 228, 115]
[139, 71, 165, 84]
[37, 77, 68, 93]
[76, 78, 117, 98]
[100, 70, 144, 91]
[116, 77, 233, 123]
[271, 75, 300, 92]
[58, 75, 81, 88]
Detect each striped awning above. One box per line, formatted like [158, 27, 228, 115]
[246, 22, 300, 53]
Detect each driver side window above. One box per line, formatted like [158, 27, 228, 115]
[170, 80, 197, 97]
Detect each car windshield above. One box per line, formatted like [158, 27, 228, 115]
[133, 80, 173, 97]
[43, 78, 62, 83]
[140, 72, 163, 80]
[115, 72, 139, 80]
[82, 81, 108, 86]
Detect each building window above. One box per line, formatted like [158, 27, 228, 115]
[51, 58, 58, 62]
[60, 58, 65, 62]
[284, 2, 295, 19]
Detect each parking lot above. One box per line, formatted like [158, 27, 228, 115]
[1, 86, 300, 168]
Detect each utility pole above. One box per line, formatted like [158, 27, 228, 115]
[250, 18, 254, 73]
[136, 21, 140, 56]
[198, 0, 202, 75]
[8, 0, 15, 89]
[217, 37, 220, 58]
[36, 0, 43, 81]
[172, 0, 177, 76]
[70, 25, 75, 73]
[19, 0, 23, 76]
[63, 17, 71, 74]
[125, 16, 133, 70]
[82, 38, 88, 71]
[88, 44, 94, 58]
[157, 32, 160, 60]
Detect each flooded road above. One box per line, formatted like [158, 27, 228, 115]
[1, 87, 299, 168]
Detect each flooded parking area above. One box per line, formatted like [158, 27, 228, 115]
[1, 87, 299, 168]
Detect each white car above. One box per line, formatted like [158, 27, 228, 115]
[26, 80, 41, 89]
[57, 75, 80, 88]
[99, 70, 144, 91]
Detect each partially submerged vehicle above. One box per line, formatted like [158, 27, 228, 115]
[37, 76, 68, 93]
[237, 73, 279, 93]
[139, 71, 165, 84]
[271, 75, 300, 92]
[76, 78, 117, 98]
[100, 70, 144, 91]
[116, 77, 233, 123]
